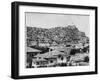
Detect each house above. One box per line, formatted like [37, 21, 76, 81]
[45, 50, 69, 65]
[33, 52, 55, 67]
[84, 43, 89, 47]
[71, 43, 83, 49]
[32, 58, 48, 68]
[32, 48, 70, 67]
[30, 41, 37, 46]
[69, 53, 89, 65]
[39, 42, 50, 47]
[42, 50, 68, 66]
[27, 47, 41, 57]
[26, 47, 41, 68]
[51, 41, 58, 46]
[45, 58, 57, 67]
[49, 46, 71, 55]
[50, 50, 69, 64]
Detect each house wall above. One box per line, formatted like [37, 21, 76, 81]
[47, 59, 57, 66]
[57, 56, 67, 64]
[32, 61, 37, 68]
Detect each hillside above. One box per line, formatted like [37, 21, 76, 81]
[27, 25, 88, 46]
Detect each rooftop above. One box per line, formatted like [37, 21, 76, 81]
[34, 50, 68, 58]
[27, 47, 41, 52]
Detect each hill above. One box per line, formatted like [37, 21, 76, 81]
[27, 25, 88, 46]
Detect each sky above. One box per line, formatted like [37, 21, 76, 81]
[25, 12, 89, 37]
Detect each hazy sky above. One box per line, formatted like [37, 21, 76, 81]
[26, 12, 89, 37]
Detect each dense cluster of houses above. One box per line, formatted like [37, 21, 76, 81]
[26, 42, 89, 68]
[26, 26, 89, 68]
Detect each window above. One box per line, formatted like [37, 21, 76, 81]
[58, 55, 61, 58]
[50, 60, 53, 63]
[60, 51, 64, 52]
[36, 62, 39, 65]
[61, 57, 63, 60]
[50, 49, 52, 51]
